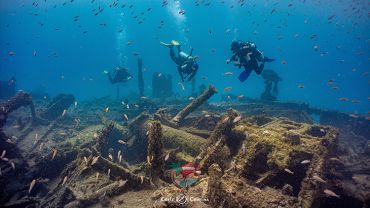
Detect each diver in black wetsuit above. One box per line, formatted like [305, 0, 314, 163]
[161, 40, 199, 82]
[227, 40, 274, 82]
[260, 69, 282, 101]
[105, 67, 133, 84]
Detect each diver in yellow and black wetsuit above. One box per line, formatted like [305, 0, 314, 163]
[161, 40, 199, 83]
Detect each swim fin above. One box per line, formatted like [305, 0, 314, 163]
[171, 40, 180, 46]
[263, 57, 275, 62]
[160, 41, 172, 47]
[238, 70, 252, 82]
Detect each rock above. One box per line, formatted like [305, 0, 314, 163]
[283, 131, 301, 145]
[282, 184, 294, 196]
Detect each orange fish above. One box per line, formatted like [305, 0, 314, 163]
[224, 87, 232, 92]
[237, 94, 244, 99]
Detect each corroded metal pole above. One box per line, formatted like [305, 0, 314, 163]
[171, 85, 217, 124]
[147, 121, 164, 185]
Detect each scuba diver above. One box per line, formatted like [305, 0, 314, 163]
[104, 67, 133, 84]
[227, 40, 275, 82]
[161, 40, 199, 82]
[260, 69, 282, 101]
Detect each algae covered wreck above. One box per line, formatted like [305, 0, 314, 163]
[0, 87, 369, 208]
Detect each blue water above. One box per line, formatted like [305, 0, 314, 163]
[1, 0, 369, 114]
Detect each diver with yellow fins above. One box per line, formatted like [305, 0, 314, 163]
[161, 40, 199, 82]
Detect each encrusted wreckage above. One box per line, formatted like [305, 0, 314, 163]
[0, 88, 369, 208]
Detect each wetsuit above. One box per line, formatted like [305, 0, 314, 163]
[229, 41, 265, 75]
[108, 68, 133, 84]
[169, 46, 198, 82]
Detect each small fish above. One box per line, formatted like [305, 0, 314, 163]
[118, 155, 122, 163]
[329, 157, 341, 162]
[10, 161, 15, 170]
[1, 150, 6, 158]
[312, 175, 326, 183]
[284, 168, 294, 174]
[224, 87, 232, 92]
[324, 189, 340, 198]
[52, 149, 57, 160]
[339, 97, 349, 101]
[237, 95, 244, 99]
[93, 132, 98, 139]
[147, 155, 152, 165]
[188, 97, 195, 100]
[39, 142, 44, 151]
[33, 50, 37, 56]
[104, 107, 109, 113]
[349, 114, 359, 119]
[118, 140, 126, 145]
[29, 179, 36, 193]
[118, 179, 127, 187]
[297, 85, 305, 89]
[351, 100, 360, 103]
[140, 176, 144, 184]
[242, 143, 246, 154]
[281, 60, 287, 64]
[74, 101, 78, 108]
[123, 114, 129, 121]
[61, 109, 67, 117]
[62, 176, 67, 186]
[8, 51, 15, 56]
[107, 169, 111, 177]
[91, 156, 99, 165]
[108, 154, 113, 161]
[164, 153, 170, 161]
[233, 116, 242, 123]
[301, 160, 310, 164]
[6, 139, 14, 144]
[224, 72, 233, 75]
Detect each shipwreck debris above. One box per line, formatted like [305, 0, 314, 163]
[147, 121, 165, 185]
[172, 85, 217, 124]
